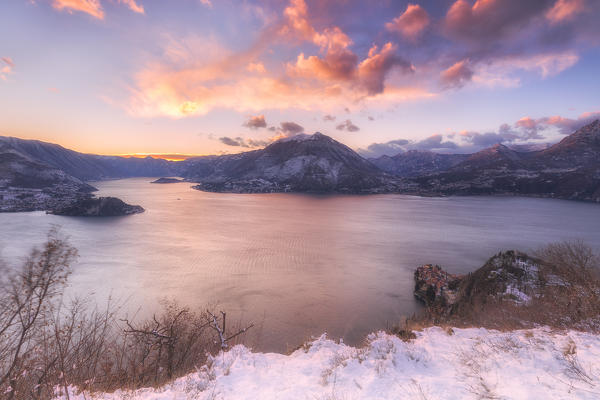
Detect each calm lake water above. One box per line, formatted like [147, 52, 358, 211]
[1, 178, 600, 352]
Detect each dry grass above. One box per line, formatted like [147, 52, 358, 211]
[0, 231, 253, 399]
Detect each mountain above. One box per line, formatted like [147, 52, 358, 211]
[532, 119, 600, 168]
[0, 136, 179, 181]
[185, 133, 394, 193]
[2, 120, 600, 206]
[369, 151, 468, 177]
[0, 136, 181, 212]
[412, 120, 600, 202]
[0, 141, 96, 211]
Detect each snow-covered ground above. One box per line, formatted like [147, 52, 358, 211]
[58, 327, 600, 400]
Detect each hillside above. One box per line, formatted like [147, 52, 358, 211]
[411, 120, 600, 202]
[370, 151, 468, 177]
[186, 133, 395, 193]
[0, 136, 179, 181]
[0, 141, 95, 211]
[56, 327, 600, 400]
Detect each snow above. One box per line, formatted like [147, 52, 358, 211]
[277, 133, 312, 143]
[56, 327, 600, 400]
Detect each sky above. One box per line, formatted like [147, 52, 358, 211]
[1, 0, 600, 158]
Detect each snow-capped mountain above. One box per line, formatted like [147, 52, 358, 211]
[185, 132, 393, 193]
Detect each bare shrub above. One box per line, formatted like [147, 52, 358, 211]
[0, 231, 253, 399]
[0, 228, 77, 399]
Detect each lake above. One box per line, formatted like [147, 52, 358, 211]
[1, 178, 599, 352]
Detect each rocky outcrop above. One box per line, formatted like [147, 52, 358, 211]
[49, 197, 144, 217]
[414, 264, 463, 308]
[151, 177, 183, 184]
[415, 249, 600, 329]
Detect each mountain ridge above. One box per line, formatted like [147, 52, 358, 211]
[1, 120, 599, 209]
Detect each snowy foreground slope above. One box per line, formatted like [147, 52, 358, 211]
[59, 327, 600, 400]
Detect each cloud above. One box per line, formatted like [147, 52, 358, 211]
[357, 43, 413, 95]
[358, 110, 600, 158]
[50, 0, 145, 19]
[546, 0, 585, 24]
[219, 130, 293, 148]
[359, 135, 459, 157]
[517, 111, 600, 134]
[219, 136, 272, 148]
[279, 121, 304, 135]
[1, 57, 14, 81]
[220, 136, 244, 146]
[51, 0, 105, 19]
[336, 119, 359, 132]
[284, 0, 413, 96]
[464, 51, 579, 88]
[358, 139, 410, 158]
[323, 114, 336, 121]
[385, 4, 430, 41]
[440, 59, 473, 88]
[121, 0, 592, 118]
[414, 134, 459, 151]
[444, 0, 555, 42]
[246, 62, 266, 73]
[118, 0, 144, 14]
[126, 0, 425, 119]
[243, 115, 267, 129]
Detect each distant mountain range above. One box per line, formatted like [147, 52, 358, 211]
[411, 120, 600, 201]
[1, 120, 599, 211]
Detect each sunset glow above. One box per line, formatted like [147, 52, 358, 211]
[1, 0, 599, 156]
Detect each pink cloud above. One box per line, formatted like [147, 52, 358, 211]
[546, 0, 585, 24]
[52, 0, 104, 19]
[50, 0, 146, 19]
[444, 0, 556, 41]
[118, 0, 144, 14]
[385, 4, 430, 41]
[514, 111, 600, 135]
[119, 0, 429, 118]
[440, 59, 473, 88]
[358, 43, 413, 95]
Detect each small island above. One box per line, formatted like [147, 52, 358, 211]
[151, 177, 184, 184]
[49, 196, 144, 217]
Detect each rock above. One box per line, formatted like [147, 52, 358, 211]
[151, 177, 183, 184]
[414, 250, 600, 329]
[49, 196, 144, 217]
[414, 264, 463, 308]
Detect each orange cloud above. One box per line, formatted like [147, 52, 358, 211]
[118, 0, 144, 14]
[284, 0, 411, 96]
[246, 62, 266, 73]
[386, 4, 430, 41]
[123, 0, 423, 118]
[50, 0, 145, 19]
[546, 0, 584, 24]
[52, 0, 104, 19]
